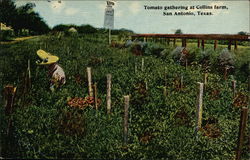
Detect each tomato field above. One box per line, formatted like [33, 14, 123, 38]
[0, 33, 249, 159]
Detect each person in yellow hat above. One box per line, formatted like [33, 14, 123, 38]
[36, 49, 66, 91]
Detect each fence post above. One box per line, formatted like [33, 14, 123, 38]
[109, 29, 111, 45]
[196, 82, 204, 133]
[214, 40, 217, 50]
[123, 95, 130, 144]
[4, 85, 17, 116]
[234, 41, 238, 50]
[94, 83, 98, 110]
[223, 67, 228, 80]
[135, 63, 137, 74]
[145, 81, 148, 90]
[167, 39, 170, 45]
[248, 75, 250, 91]
[164, 67, 167, 86]
[204, 73, 208, 91]
[87, 67, 93, 97]
[163, 86, 167, 97]
[141, 58, 144, 72]
[27, 59, 31, 89]
[232, 80, 236, 99]
[236, 107, 248, 160]
[4, 85, 17, 136]
[204, 73, 208, 85]
[228, 40, 232, 50]
[107, 74, 112, 114]
[23, 60, 31, 95]
[180, 75, 183, 89]
[201, 40, 205, 50]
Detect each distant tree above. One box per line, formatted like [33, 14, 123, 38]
[0, 0, 17, 28]
[0, 1, 50, 35]
[77, 25, 97, 34]
[52, 24, 71, 32]
[28, 12, 50, 34]
[175, 29, 183, 34]
[238, 31, 247, 35]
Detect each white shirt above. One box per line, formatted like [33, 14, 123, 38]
[48, 63, 66, 85]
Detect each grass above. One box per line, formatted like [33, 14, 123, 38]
[0, 34, 249, 159]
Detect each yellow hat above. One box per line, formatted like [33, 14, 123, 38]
[36, 49, 59, 65]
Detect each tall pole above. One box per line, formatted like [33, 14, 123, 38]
[196, 82, 204, 133]
[123, 95, 130, 144]
[87, 67, 93, 97]
[236, 107, 248, 160]
[107, 74, 112, 114]
[109, 29, 111, 45]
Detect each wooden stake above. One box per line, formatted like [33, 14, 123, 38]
[145, 81, 148, 90]
[185, 59, 188, 70]
[204, 73, 208, 91]
[4, 85, 17, 136]
[234, 41, 238, 50]
[224, 67, 228, 80]
[173, 38, 176, 47]
[4, 85, 17, 115]
[107, 74, 112, 114]
[164, 67, 167, 86]
[228, 40, 232, 51]
[180, 75, 183, 89]
[214, 40, 217, 50]
[196, 82, 204, 132]
[123, 95, 130, 144]
[67, 46, 70, 55]
[135, 63, 137, 74]
[236, 107, 248, 160]
[232, 80, 236, 99]
[163, 86, 167, 97]
[182, 39, 185, 47]
[197, 39, 200, 48]
[141, 58, 144, 72]
[109, 29, 111, 45]
[248, 75, 250, 92]
[202, 40, 205, 51]
[94, 83, 98, 110]
[87, 67, 93, 97]
[27, 59, 31, 89]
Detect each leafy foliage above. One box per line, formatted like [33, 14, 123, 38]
[0, 1, 50, 35]
[218, 49, 235, 69]
[0, 34, 249, 159]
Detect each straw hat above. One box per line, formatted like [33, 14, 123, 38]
[36, 49, 59, 65]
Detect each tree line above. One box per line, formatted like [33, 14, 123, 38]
[0, 0, 50, 35]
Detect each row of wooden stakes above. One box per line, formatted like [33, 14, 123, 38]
[1, 64, 249, 157]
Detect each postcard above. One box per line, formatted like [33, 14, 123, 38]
[0, 0, 249, 159]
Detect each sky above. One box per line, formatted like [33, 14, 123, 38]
[15, 0, 250, 34]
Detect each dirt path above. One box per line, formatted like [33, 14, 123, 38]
[0, 36, 38, 45]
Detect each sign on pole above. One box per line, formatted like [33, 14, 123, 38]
[104, 1, 114, 29]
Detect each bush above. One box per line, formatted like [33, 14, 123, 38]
[52, 24, 71, 32]
[130, 41, 147, 56]
[0, 30, 14, 41]
[158, 46, 174, 59]
[218, 48, 235, 69]
[144, 43, 164, 56]
[170, 46, 184, 63]
[77, 25, 97, 34]
[234, 49, 250, 80]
